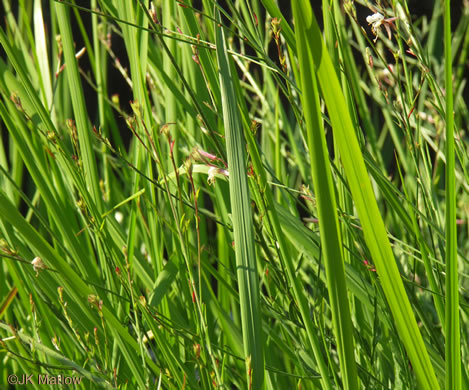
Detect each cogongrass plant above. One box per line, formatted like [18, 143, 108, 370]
[0, 0, 468, 389]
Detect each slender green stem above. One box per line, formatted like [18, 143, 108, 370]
[444, 0, 460, 388]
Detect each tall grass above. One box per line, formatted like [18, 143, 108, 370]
[0, 1, 468, 389]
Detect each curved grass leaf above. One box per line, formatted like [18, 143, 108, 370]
[290, 1, 440, 388]
[292, 1, 358, 388]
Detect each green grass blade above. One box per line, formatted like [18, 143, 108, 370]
[55, 2, 102, 211]
[292, 2, 358, 389]
[290, 1, 440, 388]
[240, 69, 334, 390]
[444, 0, 461, 388]
[215, 12, 265, 389]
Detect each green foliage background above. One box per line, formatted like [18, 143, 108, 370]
[0, 0, 468, 389]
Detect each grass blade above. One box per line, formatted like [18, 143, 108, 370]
[292, 2, 358, 389]
[290, 1, 440, 388]
[444, 0, 461, 388]
[215, 12, 264, 389]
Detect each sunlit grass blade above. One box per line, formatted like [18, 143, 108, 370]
[444, 0, 461, 388]
[239, 62, 334, 390]
[292, 1, 358, 389]
[215, 12, 264, 389]
[55, 2, 102, 211]
[290, 1, 440, 388]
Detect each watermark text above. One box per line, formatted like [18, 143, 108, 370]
[7, 373, 83, 386]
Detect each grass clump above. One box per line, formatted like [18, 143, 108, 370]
[0, 0, 468, 388]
